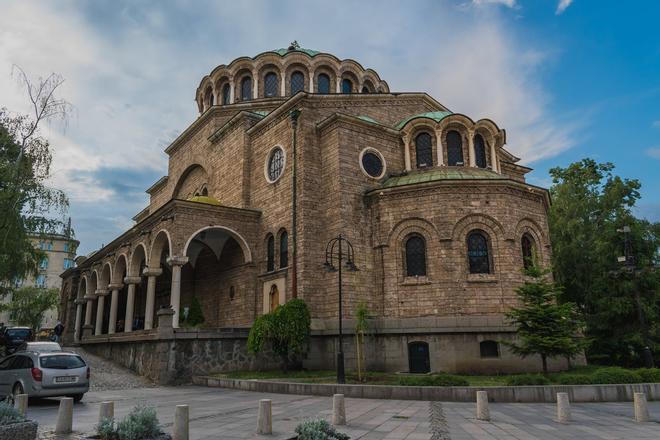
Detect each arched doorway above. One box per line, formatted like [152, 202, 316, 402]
[408, 341, 430, 373]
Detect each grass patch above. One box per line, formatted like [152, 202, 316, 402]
[211, 366, 660, 387]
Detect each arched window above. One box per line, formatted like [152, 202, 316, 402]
[405, 235, 427, 277]
[467, 230, 490, 274]
[480, 340, 499, 358]
[317, 74, 330, 94]
[290, 71, 305, 95]
[201, 187, 208, 197]
[521, 234, 536, 270]
[279, 231, 289, 268]
[205, 88, 214, 107]
[415, 133, 433, 168]
[266, 235, 275, 272]
[222, 83, 230, 105]
[361, 86, 370, 93]
[241, 76, 252, 101]
[341, 78, 352, 94]
[447, 130, 464, 166]
[264, 72, 279, 97]
[269, 284, 279, 311]
[474, 134, 487, 168]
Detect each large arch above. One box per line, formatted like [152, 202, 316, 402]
[113, 254, 128, 284]
[129, 243, 148, 277]
[149, 230, 172, 268]
[172, 164, 209, 200]
[183, 226, 253, 264]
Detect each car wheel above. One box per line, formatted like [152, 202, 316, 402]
[12, 382, 24, 399]
[71, 393, 84, 403]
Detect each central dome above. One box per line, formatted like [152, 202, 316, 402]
[195, 44, 390, 112]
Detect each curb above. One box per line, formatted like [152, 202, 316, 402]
[192, 376, 660, 403]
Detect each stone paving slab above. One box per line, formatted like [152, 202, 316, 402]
[26, 386, 660, 439]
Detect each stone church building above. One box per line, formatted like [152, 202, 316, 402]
[60, 44, 565, 383]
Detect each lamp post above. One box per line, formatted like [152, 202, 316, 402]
[324, 234, 359, 384]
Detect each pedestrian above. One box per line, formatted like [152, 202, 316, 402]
[53, 320, 64, 344]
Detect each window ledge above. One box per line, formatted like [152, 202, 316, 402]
[401, 276, 431, 286]
[467, 273, 498, 283]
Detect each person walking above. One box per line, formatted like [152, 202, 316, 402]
[53, 320, 64, 344]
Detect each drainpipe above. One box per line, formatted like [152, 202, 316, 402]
[290, 109, 301, 299]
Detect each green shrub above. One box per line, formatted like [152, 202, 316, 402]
[95, 404, 163, 440]
[505, 374, 550, 386]
[636, 368, 660, 383]
[295, 419, 349, 440]
[553, 374, 594, 385]
[397, 374, 469, 387]
[0, 399, 25, 426]
[590, 367, 642, 384]
[183, 296, 204, 327]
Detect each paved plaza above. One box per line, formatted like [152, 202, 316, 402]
[29, 386, 660, 440]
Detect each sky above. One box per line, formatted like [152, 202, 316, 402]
[1, 0, 658, 255]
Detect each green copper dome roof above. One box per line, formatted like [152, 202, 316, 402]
[395, 111, 453, 130]
[272, 47, 321, 57]
[378, 167, 505, 190]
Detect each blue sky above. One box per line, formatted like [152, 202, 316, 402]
[1, 0, 658, 255]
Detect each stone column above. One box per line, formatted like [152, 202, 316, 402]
[403, 136, 412, 171]
[336, 77, 341, 93]
[490, 140, 499, 172]
[280, 74, 286, 96]
[167, 256, 189, 328]
[252, 70, 259, 99]
[84, 295, 94, 326]
[143, 267, 162, 330]
[229, 80, 235, 104]
[107, 283, 123, 334]
[468, 130, 476, 167]
[95, 289, 109, 335]
[435, 129, 445, 166]
[73, 299, 83, 343]
[123, 276, 141, 332]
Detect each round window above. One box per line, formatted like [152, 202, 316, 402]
[267, 147, 285, 182]
[361, 150, 385, 178]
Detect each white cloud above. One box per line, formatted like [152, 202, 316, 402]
[556, 0, 574, 15]
[472, 0, 517, 7]
[653, 120, 660, 128]
[646, 147, 660, 159]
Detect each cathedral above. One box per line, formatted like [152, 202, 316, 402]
[60, 44, 567, 383]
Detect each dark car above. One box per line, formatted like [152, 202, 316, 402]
[1, 327, 35, 354]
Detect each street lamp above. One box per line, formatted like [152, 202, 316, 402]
[324, 234, 359, 384]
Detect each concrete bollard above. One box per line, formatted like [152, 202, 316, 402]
[55, 397, 73, 434]
[634, 392, 650, 422]
[257, 399, 272, 435]
[556, 392, 571, 423]
[173, 405, 189, 440]
[332, 394, 346, 425]
[476, 391, 490, 421]
[99, 401, 114, 423]
[13, 394, 28, 417]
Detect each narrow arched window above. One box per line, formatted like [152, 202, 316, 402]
[341, 78, 352, 94]
[474, 134, 487, 168]
[266, 235, 275, 272]
[405, 235, 426, 277]
[521, 234, 536, 270]
[201, 187, 208, 197]
[264, 72, 278, 97]
[241, 76, 252, 101]
[415, 133, 433, 168]
[467, 230, 490, 274]
[291, 71, 305, 95]
[222, 83, 230, 105]
[361, 86, 370, 93]
[480, 340, 499, 358]
[205, 88, 214, 107]
[318, 74, 330, 94]
[447, 130, 464, 166]
[279, 231, 288, 268]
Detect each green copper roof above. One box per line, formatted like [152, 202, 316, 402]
[357, 115, 378, 124]
[272, 47, 321, 57]
[394, 111, 453, 129]
[379, 167, 506, 190]
[251, 110, 270, 117]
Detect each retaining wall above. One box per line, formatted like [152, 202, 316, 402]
[192, 376, 660, 403]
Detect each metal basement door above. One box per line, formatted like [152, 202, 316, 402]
[408, 341, 430, 373]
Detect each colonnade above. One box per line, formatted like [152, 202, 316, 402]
[73, 255, 188, 341]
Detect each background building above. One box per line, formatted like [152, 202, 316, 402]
[1, 231, 78, 330]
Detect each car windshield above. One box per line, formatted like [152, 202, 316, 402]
[25, 343, 61, 352]
[6, 329, 30, 338]
[40, 355, 86, 369]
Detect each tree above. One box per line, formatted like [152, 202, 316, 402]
[504, 267, 586, 374]
[0, 67, 71, 296]
[0, 286, 59, 331]
[247, 298, 311, 372]
[183, 295, 205, 327]
[548, 159, 660, 366]
[354, 301, 369, 382]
